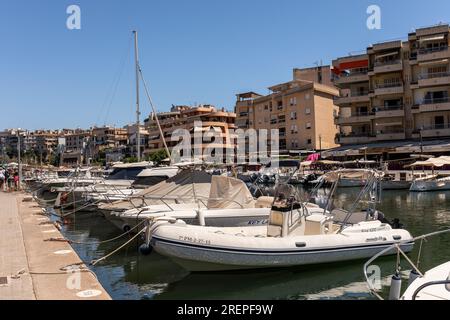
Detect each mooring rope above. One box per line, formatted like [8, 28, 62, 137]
[45, 218, 148, 245]
[91, 227, 147, 266]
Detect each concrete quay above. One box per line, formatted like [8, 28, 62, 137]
[0, 192, 111, 300]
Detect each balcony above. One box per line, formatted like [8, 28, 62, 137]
[417, 97, 450, 112]
[376, 130, 406, 141]
[337, 133, 377, 145]
[335, 112, 374, 125]
[335, 91, 370, 105]
[335, 72, 369, 86]
[419, 124, 450, 138]
[418, 46, 450, 62]
[374, 82, 404, 96]
[418, 71, 450, 87]
[373, 60, 403, 74]
[374, 105, 405, 118]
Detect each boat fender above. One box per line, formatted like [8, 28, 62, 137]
[408, 269, 421, 286]
[139, 243, 153, 256]
[388, 273, 402, 300]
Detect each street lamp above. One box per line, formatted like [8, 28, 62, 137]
[16, 128, 22, 190]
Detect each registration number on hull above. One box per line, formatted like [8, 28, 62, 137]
[179, 236, 211, 245]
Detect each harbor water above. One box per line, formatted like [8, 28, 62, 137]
[54, 188, 450, 300]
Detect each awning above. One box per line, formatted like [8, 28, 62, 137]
[419, 59, 448, 66]
[375, 51, 399, 60]
[419, 35, 445, 42]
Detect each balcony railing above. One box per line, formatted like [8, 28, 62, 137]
[376, 129, 405, 135]
[339, 70, 369, 77]
[421, 97, 449, 105]
[374, 105, 404, 112]
[419, 46, 449, 55]
[374, 82, 402, 89]
[239, 112, 249, 117]
[420, 123, 450, 130]
[349, 91, 370, 97]
[374, 59, 401, 67]
[419, 71, 450, 80]
[350, 111, 375, 117]
[340, 133, 375, 138]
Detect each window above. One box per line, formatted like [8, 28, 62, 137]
[305, 94, 310, 100]
[306, 122, 312, 129]
[291, 124, 298, 134]
[289, 97, 297, 106]
[264, 105, 269, 110]
[290, 111, 297, 120]
[305, 108, 311, 115]
[307, 138, 312, 145]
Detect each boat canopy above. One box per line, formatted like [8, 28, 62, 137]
[207, 176, 255, 209]
[321, 169, 384, 183]
[406, 156, 450, 168]
[98, 169, 213, 211]
[112, 161, 154, 169]
[137, 167, 179, 178]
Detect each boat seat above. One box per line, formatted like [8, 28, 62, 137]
[332, 209, 369, 225]
[304, 215, 331, 235]
[255, 196, 274, 208]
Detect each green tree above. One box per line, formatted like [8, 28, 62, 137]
[147, 149, 169, 165]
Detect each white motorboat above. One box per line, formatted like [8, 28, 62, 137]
[143, 170, 413, 271]
[364, 229, 450, 300]
[108, 175, 326, 232]
[410, 176, 450, 192]
[407, 156, 450, 192]
[53, 163, 177, 210]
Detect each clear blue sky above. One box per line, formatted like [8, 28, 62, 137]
[1, 0, 449, 130]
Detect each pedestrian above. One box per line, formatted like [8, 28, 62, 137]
[13, 171, 19, 191]
[4, 169, 10, 192]
[0, 168, 5, 191]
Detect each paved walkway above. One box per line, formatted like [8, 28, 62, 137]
[0, 192, 111, 300]
[0, 192, 35, 299]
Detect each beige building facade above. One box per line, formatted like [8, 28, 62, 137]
[235, 67, 339, 153]
[144, 105, 237, 159]
[333, 24, 450, 145]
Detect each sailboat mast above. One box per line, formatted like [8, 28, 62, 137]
[133, 30, 141, 162]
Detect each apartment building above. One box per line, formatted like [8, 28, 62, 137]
[144, 105, 236, 160]
[235, 67, 339, 153]
[124, 124, 149, 157]
[333, 24, 450, 146]
[33, 130, 59, 161]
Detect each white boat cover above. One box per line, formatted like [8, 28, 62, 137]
[321, 169, 383, 183]
[207, 176, 255, 209]
[98, 169, 213, 211]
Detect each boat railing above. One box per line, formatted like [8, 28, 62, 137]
[411, 280, 450, 300]
[363, 228, 450, 300]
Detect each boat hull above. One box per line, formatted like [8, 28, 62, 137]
[149, 224, 414, 272]
[381, 180, 412, 190]
[410, 180, 450, 192]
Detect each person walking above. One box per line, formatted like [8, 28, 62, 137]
[0, 167, 5, 191]
[13, 171, 19, 191]
[4, 169, 10, 192]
